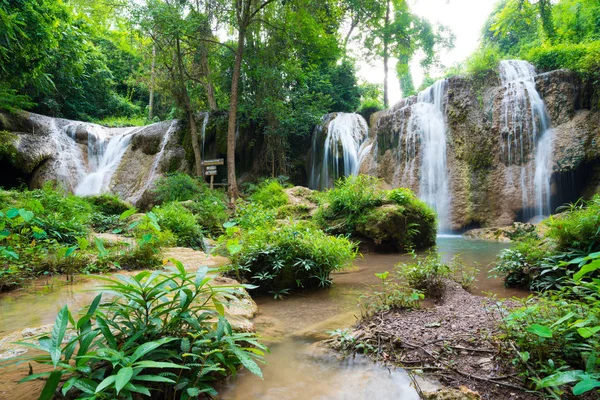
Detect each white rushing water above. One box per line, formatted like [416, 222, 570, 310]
[499, 60, 553, 218]
[75, 127, 138, 196]
[309, 113, 368, 190]
[48, 122, 88, 191]
[410, 80, 451, 232]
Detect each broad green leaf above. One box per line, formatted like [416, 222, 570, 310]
[539, 370, 585, 388]
[134, 375, 175, 384]
[95, 375, 116, 394]
[96, 317, 117, 348]
[231, 345, 263, 378]
[94, 237, 108, 257]
[527, 324, 553, 338]
[18, 209, 34, 222]
[115, 367, 133, 394]
[577, 326, 600, 338]
[130, 338, 176, 362]
[39, 370, 62, 400]
[574, 260, 600, 281]
[573, 379, 600, 395]
[133, 361, 189, 370]
[124, 382, 151, 396]
[6, 208, 19, 219]
[119, 208, 137, 220]
[73, 378, 98, 394]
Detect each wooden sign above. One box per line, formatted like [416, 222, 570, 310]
[202, 159, 224, 166]
[205, 170, 218, 176]
[205, 165, 217, 171]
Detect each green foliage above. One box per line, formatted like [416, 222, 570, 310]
[315, 175, 384, 233]
[0, 130, 18, 163]
[397, 253, 452, 299]
[85, 193, 133, 216]
[153, 202, 204, 249]
[359, 270, 424, 318]
[500, 254, 600, 396]
[249, 179, 288, 209]
[219, 221, 357, 294]
[153, 173, 205, 204]
[19, 263, 266, 398]
[182, 192, 229, 236]
[314, 176, 436, 250]
[493, 196, 600, 290]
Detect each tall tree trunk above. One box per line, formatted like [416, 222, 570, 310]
[148, 44, 156, 120]
[176, 38, 202, 177]
[226, 26, 246, 203]
[383, 0, 391, 108]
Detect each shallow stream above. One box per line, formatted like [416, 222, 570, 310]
[0, 236, 523, 399]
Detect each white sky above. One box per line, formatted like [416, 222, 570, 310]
[358, 0, 499, 105]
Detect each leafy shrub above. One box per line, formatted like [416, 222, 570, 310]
[20, 263, 266, 399]
[464, 45, 502, 78]
[153, 173, 204, 203]
[182, 191, 229, 236]
[397, 253, 452, 299]
[545, 197, 600, 253]
[85, 193, 133, 215]
[153, 202, 204, 249]
[234, 201, 276, 230]
[500, 254, 600, 397]
[91, 212, 128, 233]
[314, 175, 384, 233]
[249, 179, 288, 209]
[276, 204, 312, 220]
[221, 221, 357, 294]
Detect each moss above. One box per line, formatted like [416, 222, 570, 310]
[276, 204, 311, 219]
[85, 194, 133, 215]
[0, 130, 18, 164]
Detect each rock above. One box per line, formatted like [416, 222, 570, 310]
[423, 386, 482, 400]
[354, 203, 436, 251]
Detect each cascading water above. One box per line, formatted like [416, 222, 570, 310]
[75, 127, 138, 196]
[48, 122, 88, 191]
[308, 113, 368, 190]
[499, 60, 553, 218]
[408, 80, 451, 232]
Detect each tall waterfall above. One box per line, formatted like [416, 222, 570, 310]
[75, 127, 138, 196]
[499, 60, 553, 218]
[308, 113, 368, 190]
[407, 80, 451, 232]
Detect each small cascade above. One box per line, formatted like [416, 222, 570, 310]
[48, 122, 88, 191]
[200, 112, 209, 160]
[499, 60, 553, 219]
[409, 80, 451, 232]
[134, 120, 179, 201]
[75, 127, 137, 196]
[308, 113, 368, 190]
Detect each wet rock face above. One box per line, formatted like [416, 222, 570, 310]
[361, 67, 600, 230]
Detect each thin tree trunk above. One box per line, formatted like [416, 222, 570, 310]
[200, 51, 218, 111]
[149, 44, 156, 120]
[383, 0, 391, 109]
[176, 38, 202, 177]
[226, 26, 246, 203]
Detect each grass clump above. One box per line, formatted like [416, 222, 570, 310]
[85, 193, 133, 215]
[359, 271, 424, 318]
[249, 179, 288, 209]
[217, 220, 357, 296]
[153, 202, 204, 249]
[153, 172, 205, 203]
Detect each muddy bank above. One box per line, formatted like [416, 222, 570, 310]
[333, 281, 537, 400]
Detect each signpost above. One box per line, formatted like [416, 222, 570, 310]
[201, 159, 224, 189]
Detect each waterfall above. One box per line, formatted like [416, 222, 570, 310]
[75, 127, 138, 196]
[308, 113, 368, 190]
[48, 122, 88, 191]
[200, 112, 209, 160]
[133, 120, 179, 201]
[410, 80, 451, 232]
[499, 60, 553, 218]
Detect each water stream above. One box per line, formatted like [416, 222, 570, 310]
[0, 237, 522, 398]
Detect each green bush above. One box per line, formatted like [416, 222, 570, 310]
[545, 197, 600, 253]
[234, 201, 277, 230]
[153, 202, 204, 249]
[223, 221, 357, 294]
[314, 176, 436, 250]
[153, 173, 204, 203]
[249, 179, 288, 209]
[397, 253, 452, 299]
[182, 191, 229, 236]
[500, 254, 600, 397]
[20, 263, 266, 398]
[85, 193, 133, 215]
[314, 175, 384, 233]
[359, 271, 423, 318]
